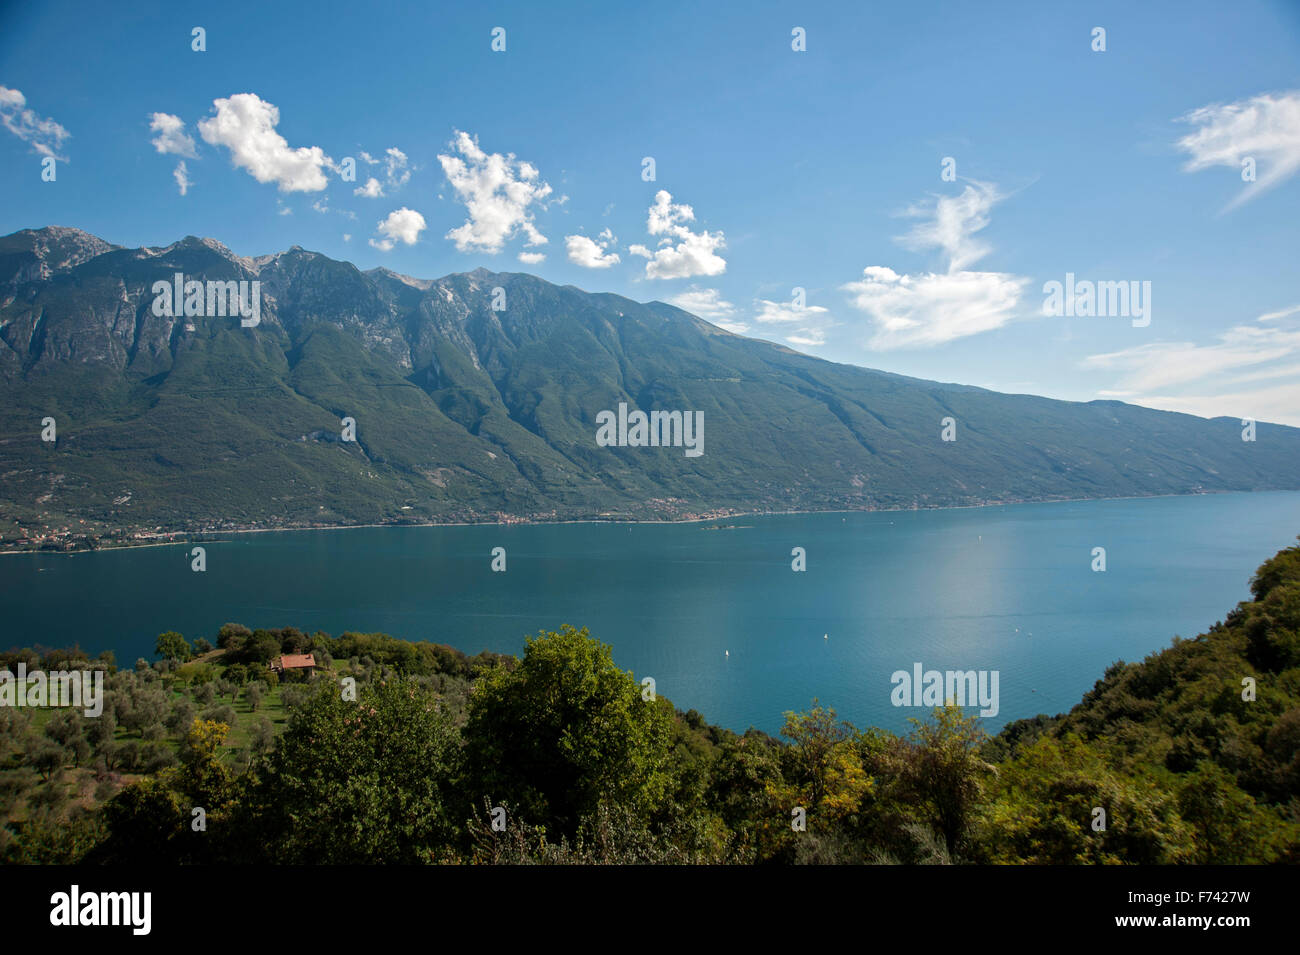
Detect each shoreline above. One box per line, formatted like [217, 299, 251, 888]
[2, 488, 1290, 557]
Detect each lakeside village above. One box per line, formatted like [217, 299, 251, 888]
[4, 488, 1178, 554]
[1, 499, 749, 554]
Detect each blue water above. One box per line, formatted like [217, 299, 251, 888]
[2, 492, 1298, 735]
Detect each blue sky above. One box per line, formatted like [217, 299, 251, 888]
[2, 0, 1298, 422]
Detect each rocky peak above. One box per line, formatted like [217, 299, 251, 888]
[0, 226, 119, 284]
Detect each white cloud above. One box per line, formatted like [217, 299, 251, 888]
[565, 228, 620, 268]
[1258, 303, 1300, 322]
[369, 207, 426, 251]
[0, 86, 69, 160]
[148, 113, 197, 158]
[897, 181, 1002, 272]
[437, 130, 552, 253]
[173, 161, 192, 196]
[786, 329, 827, 347]
[343, 233, 352, 242]
[1128, 383, 1300, 428]
[752, 296, 833, 347]
[628, 190, 726, 279]
[666, 286, 736, 320]
[1176, 90, 1300, 210]
[381, 147, 409, 187]
[842, 182, 1028, 349]
[1081, 321, 1300, 392]
[843, 266, 1027, 349]
[1083, 311, 1300, 425]
[1221, 360, 1300, 387]
[518, 251, 546, 264]
[354, 147, 410, 197]
[754, 299, 830, 324]
[198, 93, 334, 192]
[665, 286, 749, 333]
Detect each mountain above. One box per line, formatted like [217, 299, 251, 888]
[2, 225, 1299, 545]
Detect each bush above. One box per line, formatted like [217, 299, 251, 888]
[201, 705, 236, 727]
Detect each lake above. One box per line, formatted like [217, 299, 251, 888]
[3, 491, 1299, 735]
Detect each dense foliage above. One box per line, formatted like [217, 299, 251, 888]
[3, 541, 1299, 864]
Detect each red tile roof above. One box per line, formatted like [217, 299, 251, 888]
[279, 653, 316, 669]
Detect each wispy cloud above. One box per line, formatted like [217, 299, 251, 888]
[753, 298, 829, 324]
[1083, 309, 1300, 425]
[752, 296, 832, 347]
[842, 182, 1028, 349]
[1258, 303, 1300, 322]
[1128, 382, 1300, 428]
[896, 180, 1002, 272]
[667, 286, 736, 320]
[354, 147, 410, 198]
[0, 86, 69, 160]
[1081, 322, 1300, 392]
[1175, 90, 1300, 211]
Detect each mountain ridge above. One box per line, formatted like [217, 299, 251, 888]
[1, 225, 1298, 548]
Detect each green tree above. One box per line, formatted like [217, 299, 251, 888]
[892, 705, 993, 857]
[154, 631, 191, 662]
[461, 625, 676, 838]
[242, 630, 282, 665]
[233, 681, 458, 863]
[216, 623, 251, 650]
[179, 718, 233, 809]
[248, 715, 275, 758]
[1177, 761, 1283, 863]
[92, 776, 189, 863]
[28, 741, 64, 782]
[774, 701, 871, 817]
